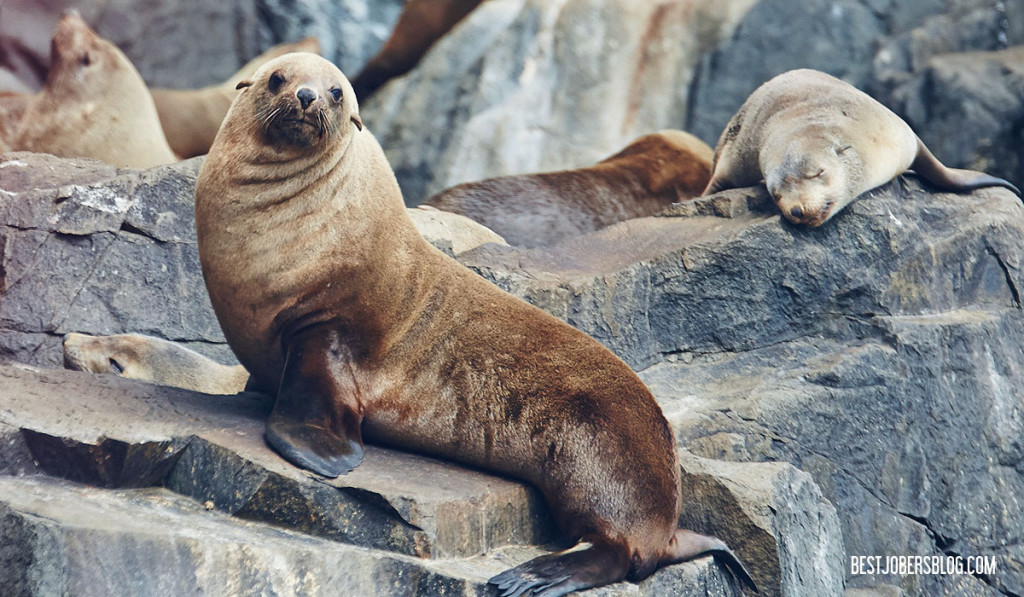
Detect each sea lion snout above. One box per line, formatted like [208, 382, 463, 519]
[789, 206, 803, 219]
[296, 87, 318, 110]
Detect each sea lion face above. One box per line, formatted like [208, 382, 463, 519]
[766, 143, 853, 227]
[234, 53, 362, 151]
[63, 333, 152, 381]
[46, 12, 129, 101]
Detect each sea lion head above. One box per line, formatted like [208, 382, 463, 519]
[62, 332, 155, 381]
[232, 52, 362, 152]
[45, 11, 135, 102]
[765, 140, 856, 227]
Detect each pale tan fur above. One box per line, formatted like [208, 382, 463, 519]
[11, 13, 178, 168]
[151, 38, 321, 158]
[704, 69, 1018, 226]
[63, 333, 248, 395]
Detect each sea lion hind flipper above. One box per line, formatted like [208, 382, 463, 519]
[911, 138, 1022, 199]
[662, 528, 759, 593]
[488, 541, 630, 597]
[265, 326, 365, 478]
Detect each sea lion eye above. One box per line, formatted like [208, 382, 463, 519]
[108, 357, 124, 375]
[836, 145, 852, 155]
[80, 52, 91, 67]
[268, 73, 285, 93]
[809, 168, 825, 179]
[329, 87, 342, 102]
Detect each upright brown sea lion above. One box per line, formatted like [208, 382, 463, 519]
[702, 68, 1021, 226]
[195, 52, 757, 596]
[425, 130, 713, 248]
[63, 332, 248, 395]
[350, 0, 483, 99]
[151, 37, 321, 159]
[11, 12, 177, 168]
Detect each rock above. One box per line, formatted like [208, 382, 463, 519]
[459, 180, 1024, 595]
[362, 0, 758, 204]
[0, 364, 746, 597]
[676, 452, 845, 597]
[0, 153, 505, 367]
[882, 47, 1024, 193]
[0, 0, 403, 90]
[687, 0, 1024, 149]
[407, 205, 507, 256]
[0, 153, 229, 366]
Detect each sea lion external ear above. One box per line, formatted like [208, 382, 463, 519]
[236, 80, 253, 90]
[351, 113, 363, 131]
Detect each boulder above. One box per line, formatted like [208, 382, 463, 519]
[460, 181, 1024, 595]
[881, 47, 1024, 194]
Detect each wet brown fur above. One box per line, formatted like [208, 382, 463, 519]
[11, 12, 177, 168]
[195, 53, 754, 595]
[425, 130, 713, 248]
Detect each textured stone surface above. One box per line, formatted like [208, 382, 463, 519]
[458, 180, 1024, 595]
[0, 364, 750, 597]
[362, 0, 758, 204]
[0, 0, 403, 90]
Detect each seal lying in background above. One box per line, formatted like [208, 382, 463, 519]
[350, 0, 483, 99]
[11, 11, 177, 168]
[425, 130, 713, 248]
[195, 52, 757, 596]
[151, 37, 320, 158]
[702, 68, 1021, 226]
[63, 332, 248, 395]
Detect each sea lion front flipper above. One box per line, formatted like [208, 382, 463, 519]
[662, 528, 759, 593]
[488, 540, 630, 597]
[910, 138, 1022, 199]
[265, 325, 364, 478]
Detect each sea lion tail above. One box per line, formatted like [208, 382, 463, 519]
[488, 540, 630, 597]
[660, 528, 759, 593]
[911, 138, 1022, 200]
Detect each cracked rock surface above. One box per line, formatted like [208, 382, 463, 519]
[3, 149, 1021, 595]
[1, 152, 840, 596]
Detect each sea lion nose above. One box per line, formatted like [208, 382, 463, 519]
[297, 87, 317, 110]
[790, 206, 803, 219]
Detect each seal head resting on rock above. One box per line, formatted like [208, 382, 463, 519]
[702, 68, 1021, 226]
[194, 52, 758, 596]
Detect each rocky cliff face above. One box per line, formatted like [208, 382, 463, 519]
[3, 150, 1021, 596]
[3, 1, 1024, 595]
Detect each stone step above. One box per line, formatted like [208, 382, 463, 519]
[0, 474, 739, 597]
[0, 363, 552, 560]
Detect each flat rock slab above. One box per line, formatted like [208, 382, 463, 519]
[0, 365, 745, 597]
[0, 363, 552, 560]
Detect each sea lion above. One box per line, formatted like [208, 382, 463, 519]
[702, 68, 1021, 226]
[425, 130, 713, 248]
[10, 11, 177, 168]
[195, 52, 757, 596]
[351, 0, 483, 99]
[62, 332, 249, 395]
[151, 37, 321, 159]
[0, 91, 29, 147]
